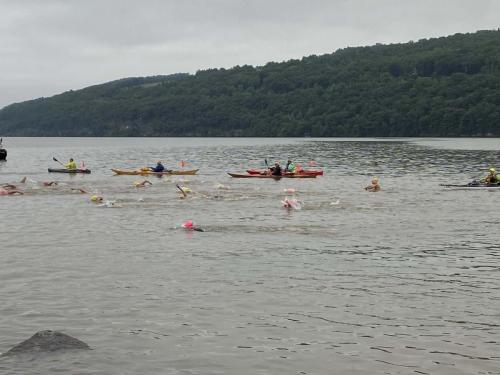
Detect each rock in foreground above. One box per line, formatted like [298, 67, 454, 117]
[3, 330, 90, 355]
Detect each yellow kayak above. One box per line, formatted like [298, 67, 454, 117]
[111, 168, 199, 176]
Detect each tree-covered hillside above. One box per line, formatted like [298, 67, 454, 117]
[1, 30, 500, 136]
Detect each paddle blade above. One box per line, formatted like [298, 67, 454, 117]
[52, 157, 65, 166]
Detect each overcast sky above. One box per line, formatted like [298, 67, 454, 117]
[1, 0, 499, 108]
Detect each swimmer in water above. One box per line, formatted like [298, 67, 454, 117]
[0, 186, 23, 195]
[176, 184, 188, 199]
[364, 178, 381, 192]
[43, 181, 58, 187]
[181, 220, 204, 232]
[71, 188, 89, 194]
[134, 180, 153, 188]
[281, 197, 301, 210]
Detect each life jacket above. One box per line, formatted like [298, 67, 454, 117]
[66, 161, 77, 169]
[153, 164, 165, 172]
[272, 166, 282, 176]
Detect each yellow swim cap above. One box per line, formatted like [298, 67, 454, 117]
[490, 168, 496, 173]
[181, 187, 192, 193]
[90, 195, 101, 202]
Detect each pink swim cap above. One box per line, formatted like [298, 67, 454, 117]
[182, 220, 194, 229]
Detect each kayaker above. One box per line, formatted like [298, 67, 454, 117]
[150, 161, 165, 173]
[365, 178, 381, 192]
[285, 159, 296, 173]
[270, 162, 282, 176]
[483, 168, 500, 184]
[65, 158, 77, 169]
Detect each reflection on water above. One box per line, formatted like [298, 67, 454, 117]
[0, 137, 499, 375]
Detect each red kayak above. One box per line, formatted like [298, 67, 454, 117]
[246, 168, 324, 176]
[228, 172, 316, 179]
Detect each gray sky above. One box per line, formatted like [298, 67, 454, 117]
[1, 0, 499, 108]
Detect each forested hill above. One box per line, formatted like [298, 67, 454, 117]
[1, 30, 500, 137]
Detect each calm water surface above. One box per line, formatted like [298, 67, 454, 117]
[0, 137, 499, 375]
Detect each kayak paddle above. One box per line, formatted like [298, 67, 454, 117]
[53, 157, 65, 167]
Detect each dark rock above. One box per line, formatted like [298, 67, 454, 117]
[3, 330, 90, 356]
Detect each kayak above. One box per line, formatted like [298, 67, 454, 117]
[48, 168, 91, 174]
[111, 168, 199, 176]
[440, 183, 500, 190]
[246, 168, 323, 176]
[228, 172, 316, 178]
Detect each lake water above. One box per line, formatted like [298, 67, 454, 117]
[0, 137, 499, 375]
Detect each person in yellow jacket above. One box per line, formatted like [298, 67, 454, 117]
[65, 158, 77, 169]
